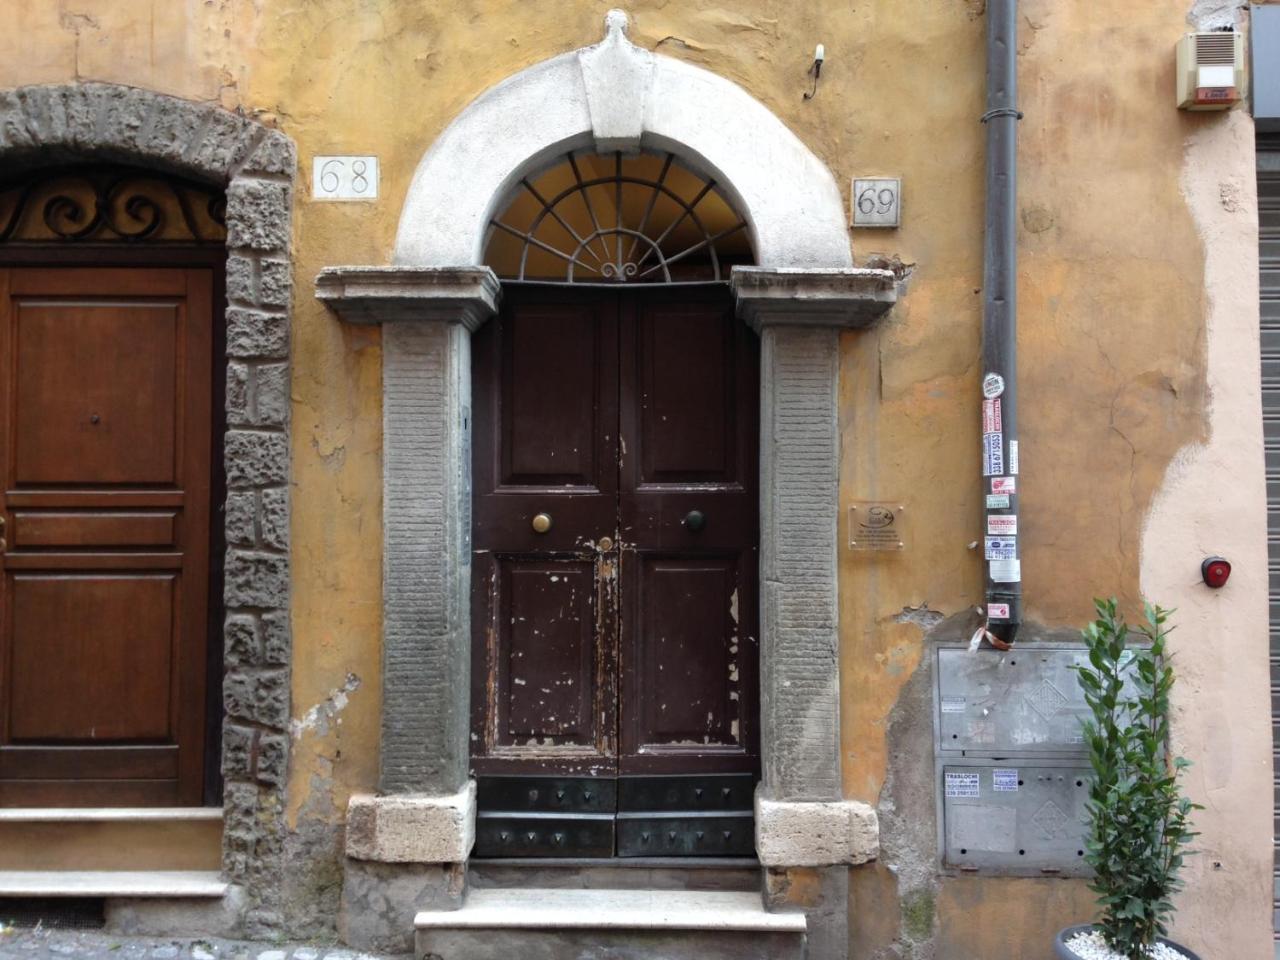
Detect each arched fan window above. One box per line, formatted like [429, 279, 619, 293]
[484, 150, 752, 283]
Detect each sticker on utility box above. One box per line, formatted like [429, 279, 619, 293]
[945, 771, 981, 799]
[985, 536, 1016, 560]
[992, 768, 1019, 792]
[941, 695, 967, 714]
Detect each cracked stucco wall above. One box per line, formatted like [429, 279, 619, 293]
[0, 0, 1271, 954]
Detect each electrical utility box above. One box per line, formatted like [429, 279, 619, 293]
[932, 643, 1138, 878]
[1176, 31, 1245, 110]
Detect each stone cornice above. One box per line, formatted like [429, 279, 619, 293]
[730, 266, 898, 332]
[315, 266, 501, 330]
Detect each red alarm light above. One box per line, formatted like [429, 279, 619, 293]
[1201, 556, 1231, 589]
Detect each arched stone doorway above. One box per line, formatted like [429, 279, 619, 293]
[319, 11, 897, 958]
[0, 84, 296, 935]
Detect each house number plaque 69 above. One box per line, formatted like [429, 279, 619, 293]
[312, 155, 380, 201]
[851, 177, 901, 228]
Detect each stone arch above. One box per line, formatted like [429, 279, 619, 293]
[0, 82, 296, 935]
[393, 10, 852, 271]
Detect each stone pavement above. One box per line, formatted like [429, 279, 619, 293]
[0, 927, 404, 960]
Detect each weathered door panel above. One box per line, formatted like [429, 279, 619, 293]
[0, 267, 212, 806]
[471, 289, 620, 777]
[617, 290, 760, 776]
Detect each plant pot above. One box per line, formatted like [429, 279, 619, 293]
[1054, 924, 1203, 960]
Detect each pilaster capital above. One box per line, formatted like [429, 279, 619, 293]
[754, 791, 880, 867]
[345, 782, 477, 864]
[730, 266, 897, 333]
[316, 266, 500, 330]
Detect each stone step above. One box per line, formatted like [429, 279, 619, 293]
[468, 858, 760, 892]
[0, 870, 227, 898]
[415, 887, 806, 960]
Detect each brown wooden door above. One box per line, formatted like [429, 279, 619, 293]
[0, 266, 212, 806]
[471, 284, 759, 856]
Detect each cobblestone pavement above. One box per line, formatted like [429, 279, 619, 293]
[0, 927, 404, 960]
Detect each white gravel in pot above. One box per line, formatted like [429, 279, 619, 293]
[1064, 930, 1190, 960]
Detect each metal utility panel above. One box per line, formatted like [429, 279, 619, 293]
[1252, 5, 1280, 132]
[939, 759, 1092, 877]
[935, 644, 1135, 757]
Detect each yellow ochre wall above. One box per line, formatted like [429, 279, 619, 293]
[0, 1, 1271, 957]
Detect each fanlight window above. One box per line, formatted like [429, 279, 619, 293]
[0, 165, 226, 244]
[484, 150, 752, 283]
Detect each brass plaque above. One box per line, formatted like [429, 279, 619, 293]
[847, 501, 906, 552]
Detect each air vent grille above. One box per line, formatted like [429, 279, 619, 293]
[1196, 32, 1236, 65]
[0, 897, 106, 930]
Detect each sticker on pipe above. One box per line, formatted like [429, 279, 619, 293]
[989, 558, 1021, 583]
[1009, 440, 1019, 475]
[987, 514, 1018, 535]
[982, 373, 1005, 398]
[985, 536, 1016, 560]
[987, 602, 1010, 620]
[991, 476, 1017, 495]
[986, 494, 1010, 509]
[982, 398, 1003, 434]
[983, 433, 1004, 476]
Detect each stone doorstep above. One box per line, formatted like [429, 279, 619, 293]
[414, 888, 806, 932]
[0, 807, 223, 822]
[0, 871, 227, 898]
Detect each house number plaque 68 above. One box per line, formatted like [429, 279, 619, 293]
[312, 155, 380, 201]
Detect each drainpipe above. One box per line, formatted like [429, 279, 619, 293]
[980, 0, 1022, 645]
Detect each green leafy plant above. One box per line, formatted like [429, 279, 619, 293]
[1074, 599, 1200, 959]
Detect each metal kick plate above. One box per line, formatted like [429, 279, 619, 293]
[475, 812, 614, 858]
[936, 645, 1138, 756]
[941, 761, 1091, 877]
[616, 812, 756, 857]
[618, 774, 756, 812]
[477, 776, 616, 813]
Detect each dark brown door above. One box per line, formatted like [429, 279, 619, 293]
[0, 266, 212, 806]
[471, 283, 759, 856]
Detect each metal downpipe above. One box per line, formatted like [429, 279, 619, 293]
[981, 0, 1022, 645]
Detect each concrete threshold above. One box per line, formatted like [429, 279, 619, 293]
[415, 887, 806, 932]
[0, 808, 223, 822]
[0, 870, 227, 898]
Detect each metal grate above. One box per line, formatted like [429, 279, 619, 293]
[0, 897, 105, 930]
[485, 150, 750, 283]
[1258, 138, 1280, 944]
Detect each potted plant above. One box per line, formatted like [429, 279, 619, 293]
[1055, 599, 1202, 960]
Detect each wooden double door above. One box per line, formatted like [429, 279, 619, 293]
[470, 283, 760, 857]
[0, 265, 215, 806]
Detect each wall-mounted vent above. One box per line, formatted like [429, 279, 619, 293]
[1177, 31, 1245, 110]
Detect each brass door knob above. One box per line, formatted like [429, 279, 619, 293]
[531, 512, 553, 534]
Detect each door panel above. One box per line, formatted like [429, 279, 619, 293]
[471, 283, 759, 854]
[0, 266, 212, 806]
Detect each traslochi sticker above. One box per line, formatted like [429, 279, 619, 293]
[985, 536, 1016, 560]
[982, 398, 1003, 434]
[986, 493, 1010, 509]
[991, 476, 1017, 495]
[992, 769, 1019, 792]
[982, 372, 1005, 399]
[987, 514, 1018, 535]
[990, 558, 1021, 583]
[941, 696, 966, 714]
[987, 602, 1010, 620]
[945, 771, 981, 799]
[1009, 439, 1019, 475]
[982, 433, 1004, 477]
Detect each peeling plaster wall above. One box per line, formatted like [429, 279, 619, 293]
[0, 0, 1270, 954]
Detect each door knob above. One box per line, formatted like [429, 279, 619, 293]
[531, 512, 553, 534]
[683, 510, 706, 532]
